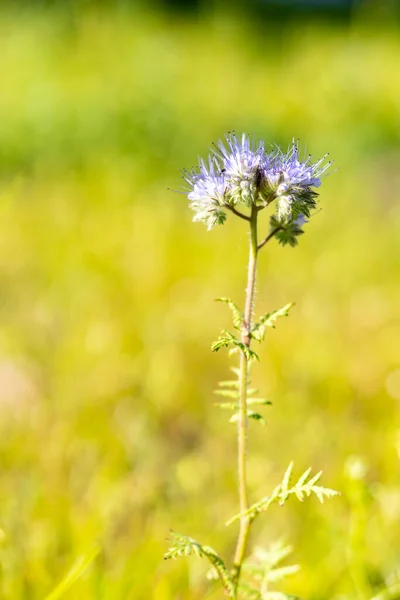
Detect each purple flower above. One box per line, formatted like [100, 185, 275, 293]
[182, 159, 228, 231]
[213, 132, 267, 206]
[293, 214, 308, 228]
[181, 134, 332, 229]
[266, 140, 332, 221]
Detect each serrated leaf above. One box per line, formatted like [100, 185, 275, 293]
[294, 488, 304, 502]
[218, 380, 240, 389]
[211, 330, 237, 352]
[214, 401, 238, 410]
[211, 330, 259, 361]
[215, 297, 243, 330]
[281, 462, 294, 495]
[226, 465, 340, 525]
[242, 542, 299, 600]
[214, 389, 239, 399]
[296, 467, 312, 487]
[248, 398, 272, 406]
[252, 304, 294, 343]
[266, 565, 300, 583]
[238, 583, 262, 599]
[230, 410, 265, 424]
[307, 470, 322, 487]
[256, 542, 294, 569]
[164, 532, 234, 597]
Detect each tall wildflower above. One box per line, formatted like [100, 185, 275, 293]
[166, 132, 338, 599]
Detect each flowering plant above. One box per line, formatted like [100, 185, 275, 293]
[165, 133, 338, 599]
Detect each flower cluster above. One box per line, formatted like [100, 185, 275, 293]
[182, 132, 332, 234]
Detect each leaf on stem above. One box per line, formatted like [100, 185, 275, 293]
[239, 542, 300, 600]
[215, 297, 244, 330]
[226, 465, 340, 525]
[214, 372, 271, 424]
[251, 304, 294, 343]
[164, 531, 235, 597]
[268, 214, 308, 248]
[230, 410, 266, 424]
[211, 330, 259, 361]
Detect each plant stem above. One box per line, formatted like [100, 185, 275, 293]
[223, 203, 251, 222]
[258, 226, 283, 250]
[232, 204, 259, 592]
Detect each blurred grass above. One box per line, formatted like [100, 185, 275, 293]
[0, 3, 399, 599]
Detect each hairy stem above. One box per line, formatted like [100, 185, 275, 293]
[232, 205, 259, 591]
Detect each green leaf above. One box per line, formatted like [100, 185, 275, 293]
[217, 380, 240, 389]
[266, 564, 300, 583]
[248, 398, 272, 406]
[241, 542, 300, 600]
[280, 462, 294, 503]
[211, 330, 237, 352]
[211, 330, 259, 361]
[269, 215, 307, 248]
[230, 410, 265, 424]
[164, 532, 234, 597]
[214, 389, 238, 399]
[214, 401, 238, 410]
[44, 547, 100, 600]
[215, 297, 243, 330]
[252, 304, 294, 343]
[226, 465, 340, 525]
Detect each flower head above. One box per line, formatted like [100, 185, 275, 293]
[181, 133, 332, 230]
[266, 140, 332, 222]
[182, 159, 228, 230]
[214, 132, 267, 206]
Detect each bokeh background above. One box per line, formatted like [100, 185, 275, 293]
[0, 0, 399, 598]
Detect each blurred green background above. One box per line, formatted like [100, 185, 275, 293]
[0, 1, 399, 598]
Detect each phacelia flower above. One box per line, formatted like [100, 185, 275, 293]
[182, 159, 228, 231]
[213, 132, 268, 207]
[181, 133, 332, 230]
[267, 140, 332, 222]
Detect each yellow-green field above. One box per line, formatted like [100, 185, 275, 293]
[0, 4, 399, 599]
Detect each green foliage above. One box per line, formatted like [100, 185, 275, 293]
[216, 298, 244, 330]
[240, 542, 299, 600]
[251, 304, 294, 343]
[226, 463, 340, 525]
[214, 369, 271, 424]
[269, 216, 306, 247]
[164, 532, 235, 597]
[212, 330, 259, 361]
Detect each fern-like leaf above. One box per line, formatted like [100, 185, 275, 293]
[230, 410, 266, 424]
[252, 304, 294, 343]
[211, 330, 259, 361]
[164, 532, 235, 597]
[240, 542, 299, 600]
[214, 370, 270, 425]
[216, 297, 243, 330]
[226, 465, 340, 525]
